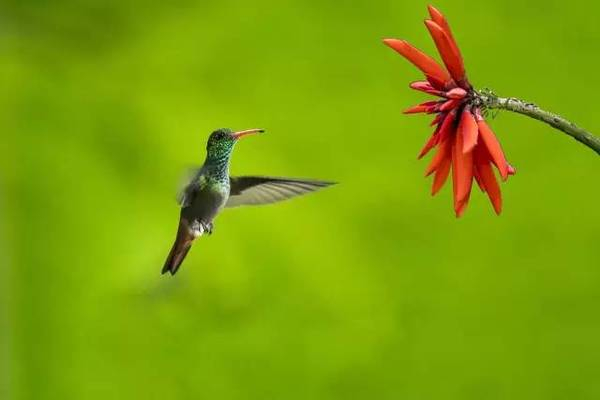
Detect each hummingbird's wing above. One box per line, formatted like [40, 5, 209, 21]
[176, 167, 202, 207]
[226, 176, 335, 208]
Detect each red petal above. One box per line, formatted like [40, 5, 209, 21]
[436, 109, 456, 144]
[455, 192, 470, 217]
[424, 20, 466, 85]
[409, 81, 445, 97]
[430, 113, 443, 126]
[475, 147, 502, 214]
[472, 165, 485, 192]
[426, 6, 470, 88]
[383, 39, 451, 85]
[418, 132, 439, 159]
[419, 110, 455, 159]
[439, 99, 460, 111]
[452, 130, 473, 212]
[410, 80, 434, 91]
[445, 87, 467, 99]
[424, 138, 451, 176]
[476, 118, 509, 180]
[427, 5, 454, 40]
[425, 74, 448, 90]
[458, 110, 478, 153]
[404, 101, 438, 114]
[432, 151, 452, 195]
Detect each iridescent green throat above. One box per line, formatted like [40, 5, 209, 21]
[204, 142, 235, 183]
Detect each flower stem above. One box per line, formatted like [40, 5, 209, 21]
[475, 90, 600, 156]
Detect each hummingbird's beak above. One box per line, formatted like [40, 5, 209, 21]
[232, 128, 264, 140]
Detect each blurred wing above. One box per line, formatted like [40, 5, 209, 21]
[176, 166, 202, 207]
[226, 176, 336, 208]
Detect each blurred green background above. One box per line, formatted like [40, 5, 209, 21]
[1, 0, 600, 398]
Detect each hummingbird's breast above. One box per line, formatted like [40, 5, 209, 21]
[181, 179, 229, 224]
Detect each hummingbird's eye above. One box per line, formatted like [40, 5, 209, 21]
[210, 129, 233, 142]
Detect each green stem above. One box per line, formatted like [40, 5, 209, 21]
[474, 91, 600, 156]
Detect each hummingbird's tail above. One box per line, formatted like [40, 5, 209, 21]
[162, 219, 196, 275]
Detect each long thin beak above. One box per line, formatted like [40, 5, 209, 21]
[232, 128, 264, 140]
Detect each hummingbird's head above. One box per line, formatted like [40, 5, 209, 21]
[206, 128, 264, 159]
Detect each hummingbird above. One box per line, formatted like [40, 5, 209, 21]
[162, 128, 335, 275]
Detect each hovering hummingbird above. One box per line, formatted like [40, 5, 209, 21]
[162, 128, 335, 275]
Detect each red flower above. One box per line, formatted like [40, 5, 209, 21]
[384, 5, 515, 217]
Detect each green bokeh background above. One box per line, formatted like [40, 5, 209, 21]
[1, 0, 599, 398]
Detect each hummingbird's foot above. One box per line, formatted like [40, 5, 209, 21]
[188, 220, 204, 238]
[201, 221, 214, 235]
